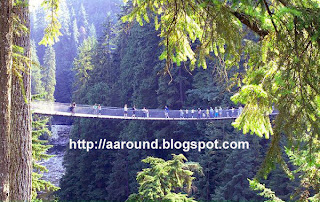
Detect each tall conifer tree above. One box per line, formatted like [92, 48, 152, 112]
[42, 46, 56, 101]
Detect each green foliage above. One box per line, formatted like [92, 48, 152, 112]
[231, 84, 273, 139]
[79, 3, 89, 30]
[73, 36, 97, 97]
[31, 115, 59, 199]
[89, 23, 97, 39]
[31, 38, 58, 199]
[42, 45, 56, 101]
[12, 2, 31, 104]
[285, 141, 320, 201]
[124, 0, 320, 199]
[58, 0, 71, 36]
[72, 18, 80, 45]
[59, 3, 304, 201]
[126, 154, 200, 202]
[39, 0, 62, 46]
[249, 179, 284, 202]
[122, 0, 242, 71]
[31, 40, 45, 95]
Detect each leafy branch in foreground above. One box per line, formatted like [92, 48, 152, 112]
[39, 0, 62, 46]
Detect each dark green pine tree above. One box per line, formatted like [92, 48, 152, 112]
[187, 121, 233, 201]
[211, 134, 265, 201]
[42, 46, 56, 101]
[115, 20, 163, 107]
[93, 14, 115, 84]
[72, 35, 97, 102]
[106, 150, 131, 201]
[185, 64, 234, 109]
[31, 116, 59, 199]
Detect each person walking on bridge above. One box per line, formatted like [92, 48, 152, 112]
[98, 104, 102, 115]
[180, 109, 184, 118]
[215, 107, 219, 117]
[191, 109, 195, 118]
[210, 107, 214, 118]
[69, 103, 73, 113]
[231, 107, 235, 117]
[143, 107, 148, 118]
[93, 104, 98, 114]
[165, 106, 169, 118]
[197, 108, 201, 119]
[185, 109, 189, 118]
[124, 104, 128, 117]
[132, 105, 136, 117]
[206, 108, 210, 118]
[70, 102, 76, 114]
[219, 107, 222, 117]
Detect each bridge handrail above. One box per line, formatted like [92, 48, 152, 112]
[31, 101, 279, 120]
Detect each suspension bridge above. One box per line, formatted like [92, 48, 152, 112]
[31, 101, 278, 121]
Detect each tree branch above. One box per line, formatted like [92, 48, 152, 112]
[277, 0, 288, 6]
[231, 11, 269, 39]
[263, 0, 278, 33]
[200, 0, 270, 39]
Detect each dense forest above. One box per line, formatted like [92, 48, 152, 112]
[0, 0, 319, 201]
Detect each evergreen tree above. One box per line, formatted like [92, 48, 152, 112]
[79, 3, 89, 29]
[89, 23, 97, 39]
[78, 3, 89, 41]
[212, 135, 264, 201]
[31, 40, 44, 95]
[31, 116, 59, 199]
[58, 0, 71, 37]
[73, 36, 97, 100]
[42, 46, 56, 101]
[0, 1, 13, 200]
[8, 1, 33, 199]
[72, 19, 79, 46]
[126, 154, 201, 202]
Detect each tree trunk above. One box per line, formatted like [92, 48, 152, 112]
[9, 0, 32, 200]
[0, 0, 13, 201]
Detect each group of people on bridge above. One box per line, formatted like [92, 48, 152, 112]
[69, 102, 244, 119]
[122, 104, 243, 119]
[178, 106, 243, 119]
[124, 104, 150, 118]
